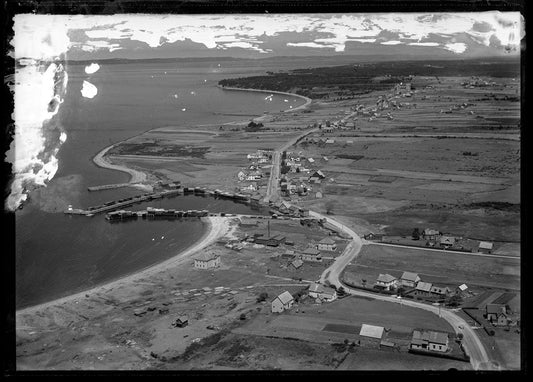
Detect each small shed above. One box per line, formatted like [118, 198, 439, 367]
[174, 316, 189, 328]
[291, 259, 303, 269]
[315, 191, 323, 199]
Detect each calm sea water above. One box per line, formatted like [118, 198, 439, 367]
[15, 58, 307, 309]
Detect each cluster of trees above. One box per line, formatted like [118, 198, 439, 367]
[219, 58, 519, 100]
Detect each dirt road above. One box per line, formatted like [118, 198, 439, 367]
[264, 128, 318, 203]
[310, 210, 493, 370]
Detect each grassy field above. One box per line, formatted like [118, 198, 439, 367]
[343, 244, 520, 292]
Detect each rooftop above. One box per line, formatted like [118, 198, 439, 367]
[401, 271, 419, 282]
[319, 237, 336, 245]
[276, 291, 294, 305]
[302, 248, 321, 256]
[412, 330, 448, 345]
[194, 252, 219, 262]
[479, 241, 494, 250]
[359, 324, 384, 339]
[377, 274, 397, 283]
[416, 281, 433, 292]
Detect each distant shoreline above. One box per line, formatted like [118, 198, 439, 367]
[217, 85, 312, 113]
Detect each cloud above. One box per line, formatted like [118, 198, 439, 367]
[6, 61, 68, 211]
[444, 43, 467, 53]
[81, 80, 98, 98]
[84, 63, 100, 74]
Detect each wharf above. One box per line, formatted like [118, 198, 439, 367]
[64, 185, 267, 217]
[87, 183, 132, 191]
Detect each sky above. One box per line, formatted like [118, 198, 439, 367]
[12, 12, 524, 61]
[6, 12, 524, 211]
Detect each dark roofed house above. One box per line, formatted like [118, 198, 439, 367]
[430, 285, 450, 297]
[174, 316, 189, 328]
[291, 259, 303, 269]
[486, 304, 508, 323]
[439, 236, 456, 248]
[423, 229, 440, 241]
[254, 234, 286, 247]
[400, 272, 421, 288]
[414, 281, 433, 297]
[375, 274, 398, 290]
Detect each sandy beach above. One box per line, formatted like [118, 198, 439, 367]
[16, 216, 233, 315]
[217, 85, 312, 122]
[92, 143, 147, 184]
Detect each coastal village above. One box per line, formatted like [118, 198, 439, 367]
[16, 64, 520, 371]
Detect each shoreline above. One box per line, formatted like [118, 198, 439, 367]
[21, 84, 307, 313]
[217, 85, 312, 114]
[16, 216, 233, 314]
[92, 143, 147, 184]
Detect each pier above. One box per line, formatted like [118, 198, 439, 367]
[87, 183, 132, 192]
[64, 185, 267, 217]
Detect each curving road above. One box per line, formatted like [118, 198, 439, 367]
[310, 211, 493, 370]
[265, 109, 493, 370]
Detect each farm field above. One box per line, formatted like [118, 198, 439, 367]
[342, 244, 520, 292]
[289, 74, 519, 245]
[338, 348, 472, 371]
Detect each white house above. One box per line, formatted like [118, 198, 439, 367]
[376, 274, 398, 290]
[400, 271, 421, 288]
[317, 237, 337, 251]
[237, 171, 246, 181]
[308, 283, 337, 302]
[194, 253, 221, 269]
[271, 291, 294, 313]
[410, 330, 449, 353]
[301, 248, 322, 262]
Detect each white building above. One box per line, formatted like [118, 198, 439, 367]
[271, 291, 294, 313]
[376, 274, 398, 290]
[410, 330, 449, 353]
[400, 271, 421, 288]
[308, 283, 337, 302]
[193, 253, 221, 269]
[317, 237, 337, 251]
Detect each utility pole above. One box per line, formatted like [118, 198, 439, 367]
[267, 219, 270, 238]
